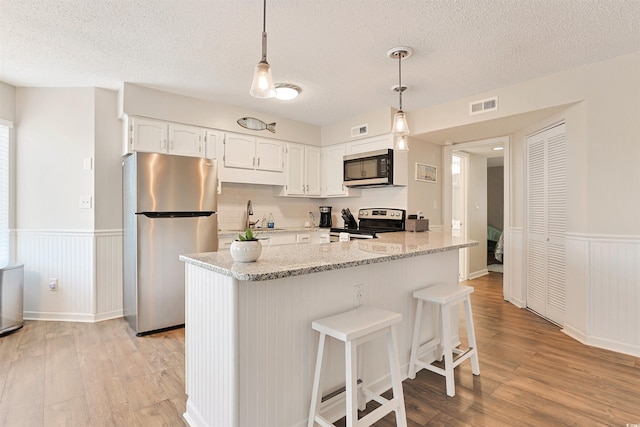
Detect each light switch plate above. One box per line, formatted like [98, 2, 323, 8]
[79, 196, 92, 209]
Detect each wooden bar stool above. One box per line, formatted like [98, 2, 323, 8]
[408, 283, 480, 397]
[308, 306, 407, 427]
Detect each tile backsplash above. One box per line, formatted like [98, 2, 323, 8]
[217, 182, 408, 231]
[217, 183, 320, 230]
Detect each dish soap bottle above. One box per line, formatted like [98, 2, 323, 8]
[268, 213, 275, 229]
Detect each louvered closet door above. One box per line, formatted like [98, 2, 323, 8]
[526, 123, 567, 325]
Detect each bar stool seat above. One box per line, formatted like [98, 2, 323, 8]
[308, 306, 407, 427]
[408, 283, 480, 397]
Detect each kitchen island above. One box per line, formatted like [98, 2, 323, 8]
[180, 231, 477, 427]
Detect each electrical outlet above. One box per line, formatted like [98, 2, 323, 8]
[49, 278, 58, 291]
[353, 284, 366, 307]
[353, 285, 362, 307]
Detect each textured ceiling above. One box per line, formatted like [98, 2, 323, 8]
[1, 0, 639, 127]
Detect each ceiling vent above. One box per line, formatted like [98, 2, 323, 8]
[469, 96, 498, 115]
[351, 124, 368, 138]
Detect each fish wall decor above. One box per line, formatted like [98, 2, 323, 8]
[237, 117, 276, 133]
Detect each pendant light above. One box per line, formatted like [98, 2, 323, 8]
[250, 0, 276, 98]
[388, 47, 413, 149]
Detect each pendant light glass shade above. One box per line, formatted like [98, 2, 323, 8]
[250, 0, 275, 98]
[392, 110, 410, 136]
[250, 60, 276, 98]
[395, 135, 409, 151]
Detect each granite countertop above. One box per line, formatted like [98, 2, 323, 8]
[180, 231, 477, 282]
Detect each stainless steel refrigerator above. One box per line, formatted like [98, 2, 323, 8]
[123, 152, 218, 335]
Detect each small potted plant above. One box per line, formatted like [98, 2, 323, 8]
[229, 228, 262, 262]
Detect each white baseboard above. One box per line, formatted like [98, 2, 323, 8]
[563, 325, 640, 358]
[23, 310, 123, 323]
[468, 269, 489, 280]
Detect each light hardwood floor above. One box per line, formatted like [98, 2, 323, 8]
[1, 273, 639, 426]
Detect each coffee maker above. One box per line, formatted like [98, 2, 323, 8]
[318, 206, 332, 228]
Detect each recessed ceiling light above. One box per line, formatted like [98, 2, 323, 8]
[274, 84, 301, 100]
[492, 146, 504, 151]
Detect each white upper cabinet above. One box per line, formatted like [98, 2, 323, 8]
[322, 144, 347, 197]
[204, 129, 221, 160]
[129, 117, 166, 153]
[305, 146, 322, 196]
[220, 133, 285, 186]
[128, 117, 204, 157]
[168, 123, 205, 157]
[223, 133, 283, 172]
[346, 134, 393, 154]
[224, 133, 256, 169]
[256, 138, 284, 172]
[276, 143, 321, 197]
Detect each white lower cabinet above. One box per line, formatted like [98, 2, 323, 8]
[218, 232, 314, 251]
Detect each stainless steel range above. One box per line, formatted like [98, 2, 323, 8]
[329, 208, 406, 240]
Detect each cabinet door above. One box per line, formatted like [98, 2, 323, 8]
[323, 144, 347, 196]
[256, 138, 283, 172]
[168, 124, 204, 157]
[305, 146, 322, 196]
[131, 117, 167, 153]
[224, 134, 256, 169]
[204, 129, 221, 159]
[285, 143, 306, 195]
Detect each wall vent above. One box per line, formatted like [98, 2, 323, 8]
[351, 124, 368, 138]
[469, 96, 498, 115]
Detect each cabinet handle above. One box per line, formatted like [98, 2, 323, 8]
[253, 157, 256, 167]
[257, 158, 261, 167]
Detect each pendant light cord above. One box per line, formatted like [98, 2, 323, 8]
[261, 0, 268, 61]
[398, 52, 403, 111]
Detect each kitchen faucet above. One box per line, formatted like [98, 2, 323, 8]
[246, 200, 259, 229]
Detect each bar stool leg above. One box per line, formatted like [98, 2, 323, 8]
[345, 340, 358, 427]
[464, 297, 481, 375]
[441, 304, 456, 397]
[357, 348, 366, 411]
[308, 333, 326, 427]
[388, 326, 408, 427]
[408, 298, 423, 379]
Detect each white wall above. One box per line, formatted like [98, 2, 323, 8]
[14, 87, 123, 321]
[16, 88, 95, 230]
[407, 137, 442, 226]
[412, 51, 640, 237]
[94, 89, 123, 230]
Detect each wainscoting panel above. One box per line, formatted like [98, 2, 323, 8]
[95, 231, 124, 320]
[16, 229, 123, 322]
[562, 233, 640, 357]
[588, 236, 640, 356]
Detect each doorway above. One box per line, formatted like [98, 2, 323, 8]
[443, 136, 511, 300]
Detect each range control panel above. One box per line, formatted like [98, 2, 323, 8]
[358, 208, 405, 220]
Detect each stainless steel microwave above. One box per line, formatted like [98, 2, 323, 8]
[343, 148, 408, 188]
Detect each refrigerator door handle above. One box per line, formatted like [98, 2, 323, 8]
[137, 212, 215, 218]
